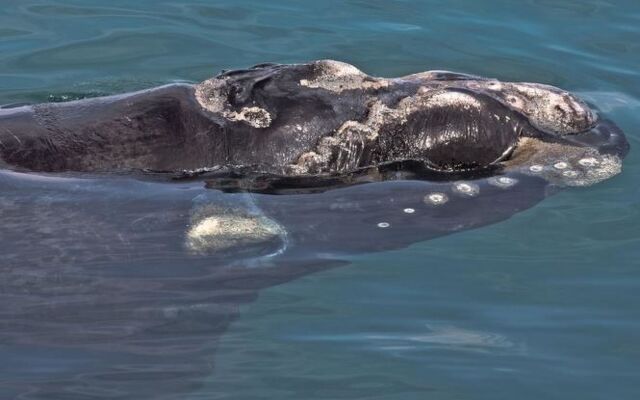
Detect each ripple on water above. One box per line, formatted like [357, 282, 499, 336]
[286, 323, 520, 355]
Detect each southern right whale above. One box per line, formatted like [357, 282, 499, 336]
[0, 60, 630, 399]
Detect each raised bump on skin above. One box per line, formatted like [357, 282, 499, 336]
[377, 222, 390, 228]
[452, 182, 479, 197]
[562, 170, 579, 178]
[578, 157, 600, 167]
[488, 176, 518, 188]
[424, 192, 449, 205]
[403, 208, 416, 214]
[553, 161, 568, 170]
[529, 164, 544, 173]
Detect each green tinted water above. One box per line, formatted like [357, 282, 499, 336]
[1, 1, 639, 399]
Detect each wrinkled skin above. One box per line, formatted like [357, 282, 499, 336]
[0, 60, 630, 399]
[0, 60, 629, 190]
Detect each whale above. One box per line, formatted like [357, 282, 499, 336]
[0, 60, 628, 191]
[0, 60, 630, 399]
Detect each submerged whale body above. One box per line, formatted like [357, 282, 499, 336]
[0, 61, 630, 399]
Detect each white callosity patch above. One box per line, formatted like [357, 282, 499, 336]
[404, 72, 597, 135]
[507, 137, 623, 187]
[578, 157, 599, 167]
[377, 222, 390, 228]
[452, 182, 480, 197]
[508, 83, 596, 134]
[424, 192, 449, 206]
[185, 205, 285, 254]
[422, 91, 483, 110]
[403, 208, 416, 214]
[225, 106, 272, 128]
[564, 154, 622, 187]
[195, 77, 272, 129]
[299, 60, 390, 92]
[480, 82, 595, 135]
[529, 165, 544, 173]
[195, 76, 227, 113]
[487, 176, 518, 189]
[553, 161, 569, 170]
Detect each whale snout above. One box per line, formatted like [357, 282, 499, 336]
[502, 117, 629, 187]
[564, 118, 630, 160]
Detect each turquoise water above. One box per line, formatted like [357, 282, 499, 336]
[1, 1, 640, 399]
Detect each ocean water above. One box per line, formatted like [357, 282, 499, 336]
[1, 1, 639, 399]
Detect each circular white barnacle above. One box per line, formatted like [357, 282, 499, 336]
[377, 222, 390, 228]
[452, 182, 479, 197]
[403, 208, 416, 214]
[562, 170, 579, 178]
[529, 164, 544, 173]
[553, 161, 569, 170]
[424, 192, 449, 206]
[578, 157, 600, 167]
[488, 176, 518, 189]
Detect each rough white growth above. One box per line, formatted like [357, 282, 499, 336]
[578, 157, 600, 167]
[553, 161, 568, 170]
[377, 222, 391, 228]
[195, 78, 272, 128]
[529, 165, 544, 173]
[488, 176, 518, 188]
[498, 83, 595, 135]
[225, 106, 272, 128]
[404, 70, 597, 135]
[188, 217, 223, 239]
[299, 60, 389, 92]
[186, 208, 284, 254]
[567, 154, 622, 187]
[195, 76, 227, 114]
[425, 91, 482, 110]
[453, 182, 480, 197]
[424, 192, 449, 205]
[403, 208, 416, 214]
[507, 137, 623, 187]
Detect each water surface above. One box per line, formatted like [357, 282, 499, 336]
[1, 1, 639, 399]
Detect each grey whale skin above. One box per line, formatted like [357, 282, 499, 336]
[0, 61, 630, 399]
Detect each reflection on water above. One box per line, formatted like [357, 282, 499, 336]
[1, 0, 639, 399]
[289, 323, 519, 354]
